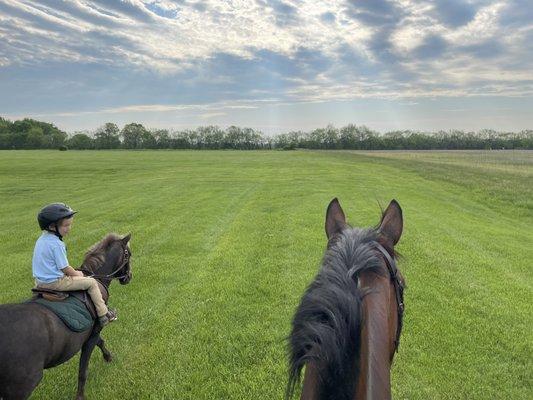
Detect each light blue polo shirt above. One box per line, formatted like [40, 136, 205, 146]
[32, 232, 69, 284]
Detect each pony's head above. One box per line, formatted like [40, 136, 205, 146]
[81, 233, 133, 285]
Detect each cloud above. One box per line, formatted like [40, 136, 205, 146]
[89, 0, 156, 23]
[320, 12, 336, 23]
[497, 0, 533, 27]
[413, 34, 448, 59]
[431, 0, 479, 27]
[9, 98, 273, 119]
[0, 0, 531, 121]
[260, 0, 300, 27]
[144, 1, 180, 19]
[344, 0, 404, 27]
[459, 40, 504, 59]
[200, 112, 227, 119]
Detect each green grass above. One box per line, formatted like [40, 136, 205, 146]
[0, 150, 531, 399]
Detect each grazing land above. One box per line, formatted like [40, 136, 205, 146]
[0, 150, 531, 399]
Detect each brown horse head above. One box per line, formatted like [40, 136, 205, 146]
[81, 233, 133, 286]
[287, 198, 405, 400]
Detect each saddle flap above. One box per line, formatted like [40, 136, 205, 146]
[69, 291, 97, 320]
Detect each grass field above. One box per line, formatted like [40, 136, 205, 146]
[0, 150, 531, 399]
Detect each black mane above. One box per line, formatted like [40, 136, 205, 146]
[287, 227, 385, 400]
[81, 233, 122, 273]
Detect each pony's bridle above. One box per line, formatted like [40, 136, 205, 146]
[372, 241, 405, 352]
[81, 247, 131, 281]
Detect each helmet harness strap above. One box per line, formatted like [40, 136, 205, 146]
[46, 221, 63, 241]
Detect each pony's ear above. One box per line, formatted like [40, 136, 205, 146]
[378, 200, 403, 246]
[325, 198, 347, 239]
[121, 233, 132, 245]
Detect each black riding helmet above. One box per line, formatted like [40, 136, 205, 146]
[38, 203, 77, 240]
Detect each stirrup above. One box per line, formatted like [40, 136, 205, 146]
[107, 309, 118, 322]
[99, 309, 118, 326]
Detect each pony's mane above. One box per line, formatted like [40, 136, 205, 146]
[81, 233, 122, 272]
[287, 227, 385, 400]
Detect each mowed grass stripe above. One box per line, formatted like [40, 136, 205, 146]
[0, 150, 530, 399]
[107, 184, 264, 399]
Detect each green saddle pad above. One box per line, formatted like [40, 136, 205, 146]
[33, 295, 94, 332]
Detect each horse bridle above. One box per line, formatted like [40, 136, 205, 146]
[81, 246, 131, 281]
[372, 241, 405, 352]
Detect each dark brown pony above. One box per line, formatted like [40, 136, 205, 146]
[287, 199, 405, 400]
[0, 233, 132, 400]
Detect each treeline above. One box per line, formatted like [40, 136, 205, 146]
[1, 117, 532, 150]
[276, 126, 533, 150]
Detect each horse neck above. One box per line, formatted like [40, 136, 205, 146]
[82, 258, 114, 289]
[355, 270, 396, 400]
[97, 259, 116, 289]
[299, 277, 395, 400]
[96, 275, 112, 290]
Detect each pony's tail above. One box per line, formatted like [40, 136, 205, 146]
[286, 272, 364, 400]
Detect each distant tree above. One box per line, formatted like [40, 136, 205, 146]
[141, 129, 157, 149]
[383, 131, 405, 150]
[152, 129, 171, 149]
[121, 123, 147, 149]
[171, 130, 191, 149]
[26, 126, 44, 148]
[0, 118, 13, 149]
[308, 128, 324, 148]
[8, 118, 66, 149]
[197, 126, 224, 149]
[323, 125, 340, 149]
[0, 117, 11, 135]
[274, 133, 287, 149]
[339, 124, 358, 149]
[517, 130, 533, 149]
[68, 133, 94, 149]
[244, 128, 265, 149]
[0, 133, 10, 149]
[95, 123, 121, 149]
[223, 126, 264, 149]
[47, 131, 68, 149]
[183, 129, 199, 149]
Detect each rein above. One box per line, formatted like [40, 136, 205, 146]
[80, 247, 130, 281]
[372, 241, 405, 351]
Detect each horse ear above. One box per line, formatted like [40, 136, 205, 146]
[122, 233, 131, 245]
[378, 200, 403, 246]
[325, 198, 346, 239]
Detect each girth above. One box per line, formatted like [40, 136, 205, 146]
[372, 241, 405, 352]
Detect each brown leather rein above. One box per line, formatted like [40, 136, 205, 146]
[372, 241, 405, 352]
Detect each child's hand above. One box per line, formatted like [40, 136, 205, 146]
[76, 270, 85, 277]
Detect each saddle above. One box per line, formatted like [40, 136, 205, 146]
[31, 287, 69, 301]
[31, 282, 108, 320]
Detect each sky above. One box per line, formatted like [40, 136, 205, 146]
[0, 0, 532, 134]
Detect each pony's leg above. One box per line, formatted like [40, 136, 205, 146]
[96, 336, 113, 362]
[75, 332, 100, 400]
